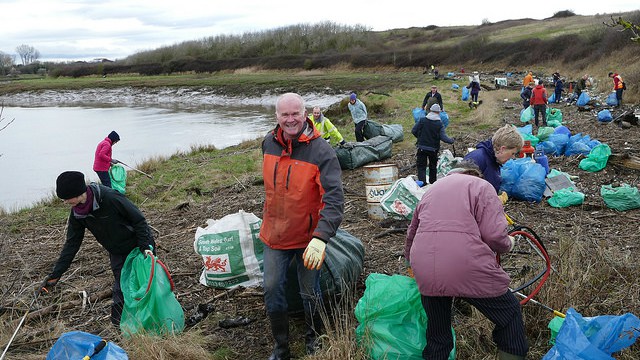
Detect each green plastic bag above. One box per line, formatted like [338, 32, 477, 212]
[578, 144, 611, 172]
[546, 107, 563, 122]
[109, 164, 127, 194]
[120, 249, 185, 337]
[548, 188, 585, 208]
[547, 120, 562, 128]
[600, 184, 640, 211]
[536, 127, 555, 142]
[522, 133, 539, 147]
[520, 106, 534, 123]
[355, 273, 456, 360]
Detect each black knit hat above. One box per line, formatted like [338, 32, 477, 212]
[56, 171, 87, 199]
[108, 131, 120, 142]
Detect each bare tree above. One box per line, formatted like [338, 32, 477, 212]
[604, 16, 640, 43]
[15, 44, 40, 65]
[0, 51, 15, 75]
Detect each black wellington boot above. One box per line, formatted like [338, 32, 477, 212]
[267, 312, 290, 360]
[304, 311, 323, 355]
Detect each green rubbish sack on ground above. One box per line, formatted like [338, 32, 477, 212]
[355, 273, 456, 360]
[335, 136, 393, 170]
[601, 184, 640, 211]
[363, 120, 404, 143]
[120, 249, 185, 337]
[109, 164, 127, 194]
[548, 188, 585, 208]
[285, 228, 365, 313]
[194, 210, 264, 288]
[579, 144, 611, 172]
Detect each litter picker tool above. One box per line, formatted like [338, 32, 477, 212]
[0, 284, 44, 360]
[513, 290, 565, 318]
[82, 339, 108, 360]
[113, 159, 153, 179]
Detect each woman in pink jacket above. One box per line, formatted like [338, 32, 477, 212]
[93, 131, 119, 188]
[404, 161, 528, 360]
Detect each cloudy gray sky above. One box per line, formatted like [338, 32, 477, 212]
[1, 0, 638, 63]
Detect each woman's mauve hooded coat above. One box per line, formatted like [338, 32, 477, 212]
[404, 173, 512, 298]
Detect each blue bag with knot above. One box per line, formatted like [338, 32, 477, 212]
[500, 158, 546, 202]
[606, 92, 618, 106]
[542, 308, 640, 360]
[548, 133, 570, 156]
[451, 83, 460, 90]
[517, 124, 533, 135]
[576, 92, 590, 106]
[597, 109, 612, 122]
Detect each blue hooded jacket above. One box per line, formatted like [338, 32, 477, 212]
[463, 139, 501, 193]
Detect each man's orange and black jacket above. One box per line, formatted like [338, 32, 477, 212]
[260, 119, 344, 249]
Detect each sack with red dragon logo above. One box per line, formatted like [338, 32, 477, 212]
[194, 210, 264, 288]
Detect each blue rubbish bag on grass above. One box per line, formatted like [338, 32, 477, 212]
[440, 110, 449, 128]
[47, 331, 128, 360]
[606, 92, 618, 106]
[549, 93, 556, 103]
[597, 109, 612, 122]
[500, 158, 547, 202]
[542, 308, 640, 360]
[461, 86, 469, 101]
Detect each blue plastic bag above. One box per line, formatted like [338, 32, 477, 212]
[543, 308, 640, 360]
[553, 125, 571, 136]
[440, 110, 449, 128]
[451, 83, 460, 90]
[606, 92, 618, 106]
[517, 124, 533, 135]
[520, 106, 534, 123]
[461, 86, 469, 101]
[537, 141, 558, 156]
[576, 92, 590, 106]
[597, 109, 612, 122]
[548, 133, 570, 156]
[549, 93, 556, 103]
[500, 158, 547, 202]
[412, 107, 426, 122]
[47, 331, 128, 360]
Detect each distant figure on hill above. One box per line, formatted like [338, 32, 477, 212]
[523, 71, 533, 88]
[93, 131, 120, 188]
[554, 78, 564, 103]
[609, 71, 625, 107]
[568, 74, 589, 105]
[552, 71, 561, 86]
[521, 82, 534, 109]
[467, 72, 481, 107]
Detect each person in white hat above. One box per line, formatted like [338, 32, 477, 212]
[411, 103, 454, 185]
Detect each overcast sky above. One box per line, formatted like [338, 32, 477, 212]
[1, 0, 638, 63]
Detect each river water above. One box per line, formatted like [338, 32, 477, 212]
[0, 89, 344, 212]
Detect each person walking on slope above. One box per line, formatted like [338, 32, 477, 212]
[348, 93, 368, 142]
[467, 72, 481, 107]
[530, 80, 548, 127]
[422, 85, 444, 112]
[40, 171, 156, 326]
[310, 107, 346, 147]
[520, 82, 534, 109]
[405, 161, 528, 360]
[608, 72, 625, 107]
[260, 93, 344, 360]
[93, 130, 120, 188]
[553, 78, 564, 104]
[411, 104, 454, 185]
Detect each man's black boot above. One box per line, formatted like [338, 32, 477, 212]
[304, 311, 323, 355]
[267, 312, 290, 360]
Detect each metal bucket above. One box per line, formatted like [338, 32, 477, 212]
[363, 164, 398, 220]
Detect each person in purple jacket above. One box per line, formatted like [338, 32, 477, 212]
[463, 124, 523, 203]
[93, 131, 120, 188]
[405, 161, 528, 360]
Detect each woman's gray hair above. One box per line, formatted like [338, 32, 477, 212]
[447, 160, 484, 178]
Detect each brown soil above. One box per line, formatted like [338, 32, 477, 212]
[1, 100, 639, 359]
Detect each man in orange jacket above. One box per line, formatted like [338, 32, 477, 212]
[260, 93, 344, 360]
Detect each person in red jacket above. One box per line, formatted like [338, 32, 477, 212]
[260, 93, 344, 360]
[608, 72, 625, 107]
[529, 80, 548, 127]
[93, 131, 119, 188]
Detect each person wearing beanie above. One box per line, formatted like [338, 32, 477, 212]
[93, 131, 120, 188]
[347, 93, 368, 142]
[411, 103, 454, 185]
[40, 171, 155, 327]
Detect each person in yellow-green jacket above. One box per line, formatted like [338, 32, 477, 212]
[310, 107, 346, 146]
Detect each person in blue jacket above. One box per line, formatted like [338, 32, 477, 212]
[463, 124, 523, 197]
[411, 104, 454, 185]
[554, 79, 564, 103]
